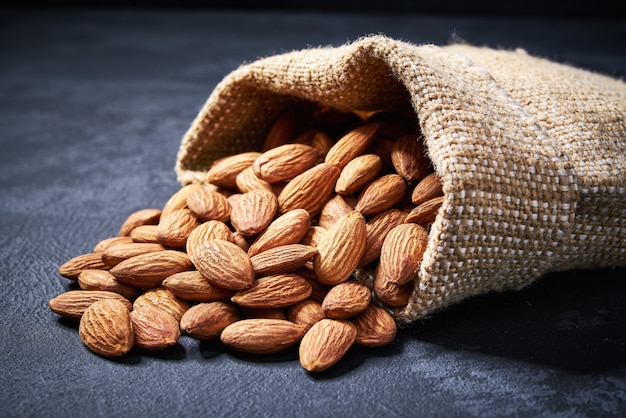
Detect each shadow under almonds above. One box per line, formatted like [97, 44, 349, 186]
[400, 267, 626, 373]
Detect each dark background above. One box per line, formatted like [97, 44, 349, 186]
[1, 2, 625, 417]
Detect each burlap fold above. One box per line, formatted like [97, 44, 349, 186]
[175, 35, 626, 323]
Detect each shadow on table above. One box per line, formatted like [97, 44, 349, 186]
[399, 266, 626, 373]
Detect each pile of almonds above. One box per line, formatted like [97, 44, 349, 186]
[49, 106, 444, 372]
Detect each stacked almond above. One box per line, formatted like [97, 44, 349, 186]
[49, 107, 443, 372]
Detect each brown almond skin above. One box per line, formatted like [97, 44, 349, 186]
[129, 224, 160, 243]
[186, 220, 235, 257]
[321, 281, 371, 319]
[220, 318, 305, 354]
[239, 307, 287, 320]
[100, 243, 166, 267]
[156, 208, 200, 248]
[133, 287, 190, 322]
[247, 209, 311, 257]
[379, 223, 429, 286]
[162, 271, 235, 302]
[77, 269, 141, 300]
[186, 186, 231, 222]
[207, 152, 261, 189]
[188, 239, 255, 291]
[335, 153, 383, 195]
[373, 265, 413, 307]
[287, 299, 325, 331]
[118, 208, 162, 237]
[390, 134, 432, 183]
[78, 298, 134, 358]
[230, 189, 278, 237]
[324, 123, 380, 169]
[277, 162, 340, 217]
[351, 304, 397, 348]
[355, 174, 407, 216]
[109, 250, 192, 289]
[313, 211, 367, 285]
[49, 290, 133, 321]
[261, 109, 297, 151]
[405, 196, 444, 226]
[318, 194, 354, 230]
[130, 303, 180, 350]
[161, 184, 200, 218]
[300, 226, 327, 248]
[180, 301, 240, 340]
[231, 274, 312, 309]
[93, 236, 134, 253]
[250, 244, 317, 277]
[411, 172, 444, 205]
[358, 208, 407, 267]
[253, 143, 320, 183]
[299, 319, 357, 372]
[58, 253, 110, 279]
[235, 166, 274, 194]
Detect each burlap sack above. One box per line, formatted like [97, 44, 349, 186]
[175, 35, 626, 323]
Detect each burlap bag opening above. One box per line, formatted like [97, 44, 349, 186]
[175, 35, 626, 324]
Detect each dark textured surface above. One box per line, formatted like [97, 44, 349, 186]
[1, 9, 625, 417]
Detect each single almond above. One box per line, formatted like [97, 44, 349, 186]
[58, 253, 110, 279]
[230, 189, 278, 237]
[324, 123, 380, 169]
[321, 281, 371, 319]
[187, 239, 254, 290]
[101, 242, 166, 267]
[299, 226, 327, 248]
[276, 162, 340, 217]
[411, 172, 444, 205]
[335, 154, 383, 195]
[78, 298, 134, 357]
[77, 269, 140, 300]
[247, 208, 311, 257]
[351, 304, 397, 348]
[118, 208, 162, 237]
[130, 302, 180, 350]
[109, 250, 192, 289]
[262, 108, 297, 151]
[390, 134, 432, 183]
[93, 236, 134, 253]
[162, 270, 235, 302]
[379, 223, 429, 286]
[405, 196, 444, 226]
[207, 152, 261, 189]
[318, 194, 354, 230]
[299, 319, 357, 372]
[287, 299, 325, 331]
[358, 208, 407, 267]
[231, 273, 312, 309]
[355, 174, 407, 216]
[220, 318, 305, 354]
[253, 143, 320, 183]
[133, 287, 190, 322]
[186, 220, 235, 257]
[129, 224, 160, 243]
[186, 186, 231, 222]
[235, 165, 274, 194]
[49, 290, 133, 320]
[313, 211, 367, 285]
[373, 265, 413, 307]
[250, 244, 317, 276]
[180, 301, 241, 340]
[156, 208, 200, 248]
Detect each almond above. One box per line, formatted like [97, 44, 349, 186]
[180, 301, 240, 340]
[411, 172, 444, 205]
[239, 307, 287, 320]
[247, 208, 311, 257]
[231, 273, 312, 309]
[299, 319, 356, 372]
[324, 123, 380, 169]
[390, 134, 432, 182]
[186, 220, 235, 257]
[109, 250, 192, 289]
[133, 287, 190, 322]
[100, 242, 166, 267]
[405, 196, 444, 226]
[318, 194, 354, 230]
[161, 184, 199, 218]
[276, 162, 340, 217]
[186, 186, 231, 222]
[294, 130, 334, 160]
[93, 236, 134, 253]
[379, 223, 429, 286]
[335, 153, 383, 195]
[321, 281, 371, 319]
[156, 208, 200, 248]
[230, 189, 278, 237]
[354, 174, 407, 216]
[129, 224, 160, 243]
[313, 211, 367, 285]
[235, 166, 274, 194]
[220, 318, 305, 354]
[253, 143, 320, 183]
[162, 270, 235, 302]
[373, 265, 413, 307]
[118, 208, 162, 237]
[299, 226, 327, 248]
[187, 239, 254, 290]
[287, 299, 325, 331]
[250, 244, 317, 276]
[261, 108, 297, 151]
[130, 302, 180, 350]
[351, 304, 397, 347]
[207, 152, 261, 189]
[78, 298, 134, 357]
[58, 253, 110, 279]
[49, 290, 133, 320]
[358, 208, 407, 267]
[77, 269, 140, 300]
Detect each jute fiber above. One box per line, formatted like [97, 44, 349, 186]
[176, 35, 626, 323]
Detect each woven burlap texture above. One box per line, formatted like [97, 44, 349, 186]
[176, 35, 626, 323]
